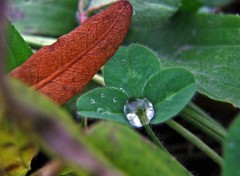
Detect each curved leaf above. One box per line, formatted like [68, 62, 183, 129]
[5, 19, 32, 72]
[126, 14, 240, 107]
[87, 0, 181, 28]
[104, 44, 161, 98]
[8, 0, 78, 36]
[10, 1, 133, 105]
[77, 87, 129, 124]
[144, 68, 196, 124]
[87, 122, 192, 176]
[6, 79, 123, 176]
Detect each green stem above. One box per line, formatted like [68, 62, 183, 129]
[144, 124, 193, 175]
[189, 102, 225, 130]
[166, 119, 223, 166]
[181, 103, 227, 143]
[181, 111, 224, 143]
[22, 34, 56, 48]
[144, 124, 168, 152]
[93, 74, 105, 86]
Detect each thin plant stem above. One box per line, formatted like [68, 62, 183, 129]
[166, 119, 223, 166]
[22, 34, 56, 48]
[93, 74, 105, 86]
[188, 102, 226, 131]
[181, 104, 227, 143]
[181, 111, 224, 143]
[138, 111, 168, 153]
[144, 124, 168, 152]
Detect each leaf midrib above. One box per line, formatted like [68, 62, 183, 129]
[33, 5, 126, 90]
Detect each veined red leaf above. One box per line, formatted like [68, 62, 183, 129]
[9, 1, 132, 104]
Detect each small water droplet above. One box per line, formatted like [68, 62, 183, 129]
[90, 99, 95, 104]
[121, 59, 126, 64]
[97, 108, 104, 114]
[124, 98, 154, 128]
[113, 97, 117, 103]
[120, 87, 126, 93]
[101, 93, 105, 98]
[149, 84, 152, 87]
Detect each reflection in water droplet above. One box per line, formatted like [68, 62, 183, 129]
[124, 98, 154, 128]
[149, 84, 152, 87]
[121, 59, 126, 64]
[101, 93, 105, 98]
[90, 99, 95, 104]
[120, 87, 126, 93]
[113, 97, 117, 103]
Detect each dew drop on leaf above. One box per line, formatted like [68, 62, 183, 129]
[90, 99, 96, 104]
[121, 59, 126, 64]
[120, 87, 126, 93]
[113, 97, 118, 103]
[97, 108, 104, 114]
[124, 98, 154, 128]
[101, 93, 105, 98]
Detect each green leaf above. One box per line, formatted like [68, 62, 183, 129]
[64, 81, 100, 114]
[6, 79, 123, 175]
[129, 0, 181, 27]
[87, 0, 181, 28]
[179, 0, 202, 13]
[77, 88, 129, 125]
[5, 19, 32, 72]
[223, 115, 240, 176]
[87, 121, 192, 176]
[126, 14, 240, 107]
[144, 68, 196, 124]
[8, 0, 78, 37]
[104, 44, 161, 98]
[197, 0, 232, 6]
[6, 80, 192, 175]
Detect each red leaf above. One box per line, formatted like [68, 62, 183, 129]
[9, 1, 132, 104]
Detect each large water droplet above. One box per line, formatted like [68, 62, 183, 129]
[124, 98, 154, 128]
[90, 99, 95, 104]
